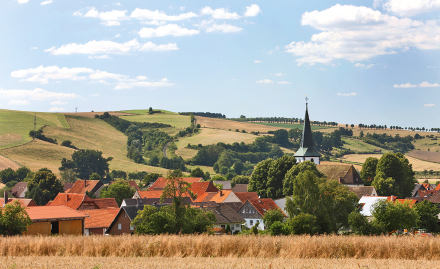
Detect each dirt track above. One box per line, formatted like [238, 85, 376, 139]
[0, 154, 20, 171]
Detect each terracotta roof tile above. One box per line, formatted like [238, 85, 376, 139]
[148, 177, 202, 190]
[63, 183, 74, 192]
[26, 205, 88, 221]
[247, 198, 286, 217]
[418, 190, 436, 198]
[190, 181, 219, 197]
[209, 190, 233, 203]
[48, 193, 96, 210]
[234, 192, 259, 203]
[436, 184, 440, 191]
[93, 198, 118, 209]
[80, 208, 120, 229]
[0, 198, 37, 207]
[67, 180, 103, 194]
[136, 190, 164, 199]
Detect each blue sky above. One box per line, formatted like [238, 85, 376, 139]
[1, 0, 439, 129]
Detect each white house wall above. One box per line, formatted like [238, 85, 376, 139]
[296, 157, 320, 165]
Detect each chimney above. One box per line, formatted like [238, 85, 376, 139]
[84, 178, 87, 188]
[4, 191, 8, 205]
[219, 190, 223, 197]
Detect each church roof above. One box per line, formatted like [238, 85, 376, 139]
[294, 103, 321, 158]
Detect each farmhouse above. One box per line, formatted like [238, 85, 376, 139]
[238, 198, 285, 230]
[48, 193, 118, 210]
[203, 204, 245, 233]
[80, 208, 119, 236]
[347, 186, 377, 199]
[10, 182, 27, 198]
[67, 179, 103, 196]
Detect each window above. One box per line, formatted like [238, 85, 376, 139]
[236, 224, 240, 228]
[221, 225, 225, 228]
[250, 220, 253, 226]
[130, 225, 134, 231]
[242, 209, 245, 213]
[231, 225, 234, 230]
[117, 223, 121, 230]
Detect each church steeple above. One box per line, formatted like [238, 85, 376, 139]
[294, 96, 321, 164]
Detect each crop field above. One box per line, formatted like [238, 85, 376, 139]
[412, 138, 440, 153]
[0, 154, 21, 171]
[254, 122, 331, 130]
[122, 109, 176, 115]
[407, 150, 440, 164]
[174, 147, 199, 160]
[175, 129, 257, 150]
[121, 114, 191, 129]
[196, 116, 288, 133]
[339, 154, 440, 172]
[1, 257, 437, 269]
[0, 109, 69, 149]
[342, 138, 388, 153]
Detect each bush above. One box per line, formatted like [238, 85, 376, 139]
[270, 221, 288, 236]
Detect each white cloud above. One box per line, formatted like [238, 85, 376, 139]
[114, 34, 121, 38]
[114, 78, 174, 90]
[8, 100, 30, 105]
[254, 60, 262, 63]
[49, 107, 65, 112]
[382, 0, 440, 17]
[206, 23, 242, 33]
[136, 76, 148, 80]
[180, 7, 185, 11]
[274, 73, 284, 76]
[201, 7, 240, 19]
[131, 8, 197, 21]
[11, 66, 94, 84]
[78, 8, 129, 26]
[0, 88, 80, 100]
[269, 46, 280, 54]
[285, 4, 440, 66]
[337, 92, 357, 96]
[139, 24, 199, 38]
[277, 81, 291, 84]
[30, 47, 38, 50]
[50, 100, 67, 105]
[394, 81, 440, 88]
[424, 103, 436, 107]
[355, 63, 374, 69]
[73, 11, 82, 16]
[256, 79, 273, 84]
[244, 4, 261, 17]
[45, 39, 178, 55]
[17, 0, 29, 3]
[90, 93, 99, 97]
[40, 0, 52, 5]
[88, 55, 111, 59]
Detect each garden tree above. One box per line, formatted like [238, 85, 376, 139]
[269, 221, 288, 236]
[132, 205, 176, 234]
[372, 153, 415, 198]
[266, 155, 297, 199]
[262, 209, 285, 229]
[0, 201, 33, 236]
[285, 213, 319, 235]
[128, 171, 148, 180]
[273, 129, 289, 147]
[0, 168, 16, 184]
[99, 180, 135, 206]
[371, 199, 418, 233]
[232, 161, 244, 175]
[60, 169, 76, 183]
[414, 200, 440, 232]
[15, 167, 31, 182]
[248, 159, 274, 198]
[360, 157, 378, 186]
[143, 173, 162, 185]
[231, 175, 250, 188]
[25, 170, 64, 206]
[110, 170, 127, 180]
[348, 211, 374, 235]
[210, 175, 226, 181]
[85, 190, 96, 199]
[89, 173, 102, 181]
[189, 167, 210, 180]
[71, 149, 112, 179]
[283, 161, 324, 196]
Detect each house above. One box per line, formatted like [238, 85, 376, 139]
[274, 197, 288, 217]
[214, 181, 232, 190]
[110, 180, 140, 191]
[10, 182, 28, 198]
[231, 184, 249, 193]
[222, 202, 244, 212]
[358, 196, 389, 218]
[417, 190, 436, 199]
[347, 186, 377, 199]
[67, 179, 103, 196]
[0, 192, 37, 207]
[148, 177, 203, 191]
[80, 208, 120, 235]
[93, 198, 118, 209]
[428, 191, 440, 204]
[121, 197, 192, 207]
[293, 101, 321, 165]
[234, 192, 259, 204]
[48, 193, 118, 210]
[317, 164, 364, 186]
[203, 204, 245, 233]
[412, 184, 426, 197]
[24, 205, 88, 235]
[195, 190, 241, 204]
[238, 198, 286, 230]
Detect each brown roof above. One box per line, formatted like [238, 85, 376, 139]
[204, 204, 245, 224]
[222, 202, 244, 212]
[26, 205, 88, 221]
[246, 198, 286, 217]
[63, 183, 74, 192]
[10, 182, 28, 197]
[231, 184, 248, 193]
[194, 192, 217, 203]
[317, 164, 364, 185]
[148, 177, 202, 190]
[48, 193, 96, 210]
[80, 208, 119, 229]
[347, 186, 377, 199]
[234, 192, 259, 203]
[0, 198, 37, 207]
[111, 180, 140, 191]
[429, 191, 440, 203]
[93, 198, 118, 209]
[418, 190, 437, 198]
[67, 180, 103, 194]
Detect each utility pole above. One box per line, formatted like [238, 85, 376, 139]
[33, 113, 36, 141]
[75, 107, 78, 113]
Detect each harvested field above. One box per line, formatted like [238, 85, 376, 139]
[174, 147, 199, 160]
[0, 154, 21, 171]
[63, 111, 134, 119]
[0, 257, 437, 269]
[121, 114, 191, 129]
[196, 116, 288, 133]
[408, 150, 440, 164]
[4, 234, 440, 260]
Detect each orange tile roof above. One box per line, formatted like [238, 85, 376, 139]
[234, 192, 259, 203]
[93, 198, 118, 209]
[435, 184, 440, 191]
[209, 190, 233, 203]
[395, 199, 417, 208]
[422, 183, 432, 190]
[80, 208, 120, 229]
[247, 198, 287, 217]
[0, 198, 37, 207]
[26, 205, 88, 221]
[148, 177, 202, 190]
[48, 193, 96, 210]
[67, 180, 102, 194]
[136, 190, 164, 199]
[189, 181, 219, 197]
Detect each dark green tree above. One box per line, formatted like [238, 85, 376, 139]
[71, 149, 112, 179]
[266, 155, 297, 199]
[100, 180, 135, 206]
[232, 161, 244, 175]
[231, 175, 250, 188]
[283, 161, 324, 196]
[285, 213, 318, 235]
[371, 199, 418, 233]
[414, 200, 440, 232]
[248, 159, 274, 198]
[15, 167, 31, 182]
[273, 129, 289, 147]
[0, 168, 16, 184]
[360, 157, 378, 186]
[262, 209, 285, 229]
[25, 171, 64, 205]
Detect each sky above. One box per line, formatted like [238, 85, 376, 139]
[0, 0, 439, 129]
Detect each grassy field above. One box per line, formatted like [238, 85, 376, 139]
[122, 109, 177, 115]
[339, 154, 440, 172]
[120, 114, 191, 129]
[254, 122, 331, 130]
[1, 257, 437, 269]
[0, 109, 69, 149]
[413, 137, 440, 152]
[342, 138, 388, 153]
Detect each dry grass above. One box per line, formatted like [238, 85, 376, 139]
[174, 148, 199, 160]
[62, 111, 134, 119]
[120, 114, 191, 129]
[0, 154, 21, 171]
[1, 256, 438, 269]
[410, 137, 440, 152]
[408, 150, 440, 164]
[3, 234, 440, 260]
[175, 128, 256, 149]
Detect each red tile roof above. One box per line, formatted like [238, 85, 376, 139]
[234, 192, 259, 203]
[247, 198, 287, 217]
[418, 190, 436, 198]
[80, 208, 119, 229]
[422, 183, 433, 190]
[136, 190, 165, 199]
[26, 205, 88, 221]
[190, 181, 219, 197]
[0, 198, 37, 207]
[209, 190, 233, 203]
[435, 184, 440, 191]
[93, 198, 118, 209]
[48, 193, 96, 210]
[148, 177, 202, 190]
[67, 180, 102, 194]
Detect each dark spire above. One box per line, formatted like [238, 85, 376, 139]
[300, 102, 314, 149]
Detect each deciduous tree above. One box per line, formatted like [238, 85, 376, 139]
[25, 171, 64, 205]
